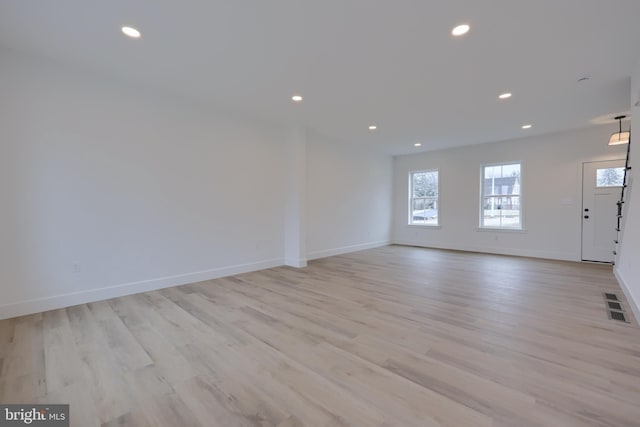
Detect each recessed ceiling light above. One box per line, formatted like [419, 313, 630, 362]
[414, 143, 422, 147]
[522, 124, 532, 129]
[368, 125, 377, 130]
[499, 93, 512, 100]
[291, 95, 303, 102]
[121, 26, 141, 38]
[452, 24, 470, 36]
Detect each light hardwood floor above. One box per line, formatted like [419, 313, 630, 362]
[1, 245, 639, 426]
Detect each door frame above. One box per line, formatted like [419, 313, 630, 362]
[581, 159, 625, 262]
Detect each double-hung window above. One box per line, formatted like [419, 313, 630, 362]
[409, 170, 439, 226]
[481, 162, 522, 229]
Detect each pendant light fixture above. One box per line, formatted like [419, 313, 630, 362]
[608, 115, 630, 146]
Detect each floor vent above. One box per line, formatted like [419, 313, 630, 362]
[607, 301, 623, 310]
[610, 311, 628, 323]
[603, 293, 629, 323]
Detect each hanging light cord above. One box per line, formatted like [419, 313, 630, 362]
[619, 117, 622, 135]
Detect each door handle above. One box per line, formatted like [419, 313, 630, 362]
[584, 215, 589, 219]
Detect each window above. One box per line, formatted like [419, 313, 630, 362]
[596, 167, 624, 187]
[481, 163, 521, 229]
[409, 170, 439, 226]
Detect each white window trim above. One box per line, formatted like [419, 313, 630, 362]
[408, 169, 440, 227]
[478, 161, 523, 230]
[476, 227, 527, 233]
[407, 224, 443, 229]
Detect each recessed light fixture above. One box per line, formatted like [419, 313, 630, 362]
[414, 143, 422, 147]
[291, 95, 303, 102]
[522, 124, 532, 129]
[121, 26, 141, 38]
[368, 125, 377, 131]
[452, 24, 470, 36]
[499, 93, 512, 100]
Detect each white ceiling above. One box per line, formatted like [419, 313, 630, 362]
[1, 0, 639, 155]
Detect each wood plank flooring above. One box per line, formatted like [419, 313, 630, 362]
[1, 245, 639, 426]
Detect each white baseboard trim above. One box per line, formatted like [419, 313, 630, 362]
[285, 258, 308, 268]
[392, 239, 577, 262]
[307, 240, 390, 261]
[0, 258, 284, 321]
[614, 267, 640, 325]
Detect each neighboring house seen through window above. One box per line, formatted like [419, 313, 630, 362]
[409, 170, 439, 226]
[481, 163, 522, 229]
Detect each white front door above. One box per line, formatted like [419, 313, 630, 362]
[582, 160, 625, 262]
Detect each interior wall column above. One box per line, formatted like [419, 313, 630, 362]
[284, 126, 307, 267]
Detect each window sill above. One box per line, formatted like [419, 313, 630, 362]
[476, 227, 527, 233]
[407, 224, 442, 229]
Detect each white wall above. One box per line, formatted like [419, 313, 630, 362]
[284, 126, 307, 268]
[0, 49, 288, 319]
[306, 130, 393, 259]
[393, 126, 627, 260]
[615, 56, 640, 320]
